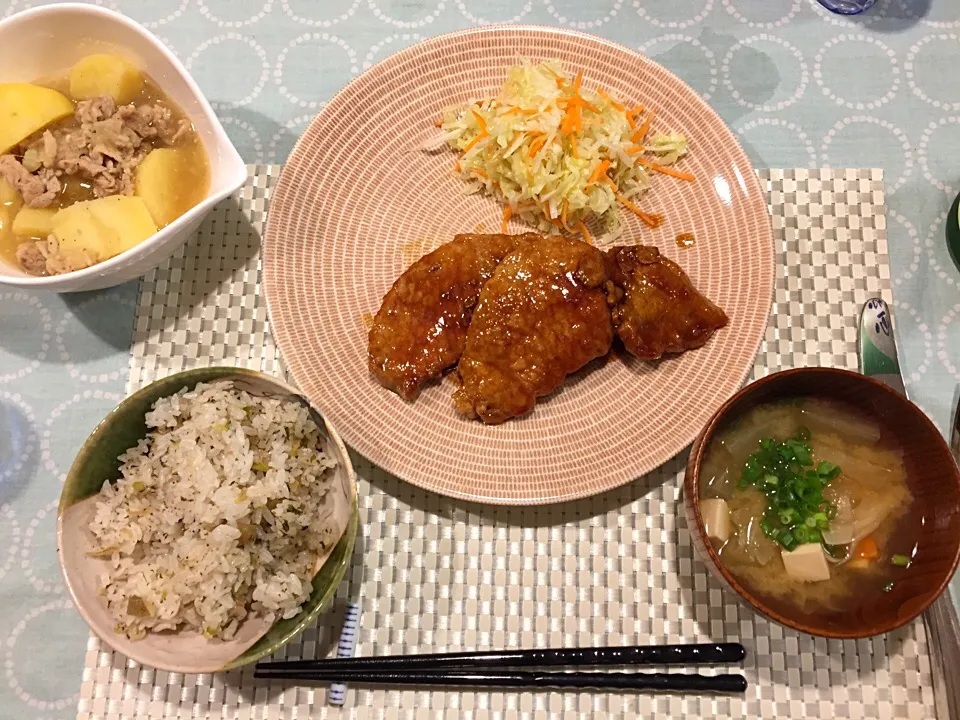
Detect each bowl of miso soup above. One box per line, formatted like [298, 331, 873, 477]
[0, 4, 246, 292]
[684, 367, 960, 638]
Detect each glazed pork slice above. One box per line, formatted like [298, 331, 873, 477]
[453, 236, 615, 425]
[368, 233, 541, 400]
[605, 244, 728, 360]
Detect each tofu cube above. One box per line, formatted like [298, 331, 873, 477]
[781, 543, 831, 583]
[701, 498, 732, 543]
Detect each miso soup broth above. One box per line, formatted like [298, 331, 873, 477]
[699, 398, 921, 619]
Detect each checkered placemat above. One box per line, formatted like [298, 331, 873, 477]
[76, 166, 933, 720]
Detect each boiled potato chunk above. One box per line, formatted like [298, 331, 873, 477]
[0, 205, 12, 238]
[89, 196, 157, 253]
[0, 83, 74, 154]
[136, 148, 199, 227]
[69, 54, 143, 105]
[0, 178, 22, 213]
[53, 196, 157, 261]
[12, 207, 57, 238]
[53, 205, 116, 261]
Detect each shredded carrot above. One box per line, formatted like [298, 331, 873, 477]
[559, 72, 588, 135]
[560, 105, 581, 134]
[460, 109, 489, 154]
[434, 119, 443, 128]
[625, 104, 646, 130]
[546, 64, 566, 89]
[528, 134, 548, 158]
[543, 202, 563, 229]
[576, 221, 593, 245]
[632, 109, 656, 144]
[855, 536, 880, 560]
[500, 107, 538, 116]
[626, 145, 646, 155]
[561, 200, 573, 232]
[454, 159, 461, 173]
[596, 87, 624, 111]
[587, 159, 611, 184]
[634, 158, 695, 182]
[462, 134, 485, 154]
[471, 167, 487, 178]
[471, 109, 488, 136]
[605, 178, 662, 228]
[501, 205, 512, 233]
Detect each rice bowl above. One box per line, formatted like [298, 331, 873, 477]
[58, 367, 357, 673]
[90, 380, 342, 640]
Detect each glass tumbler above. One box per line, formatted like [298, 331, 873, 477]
[817, 0, 877, 13]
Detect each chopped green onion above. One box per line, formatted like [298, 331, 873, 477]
[736, 428, 841, 550]
[891, 554, 911, 568]
[742, 457, 763, 482]
[795, 526, 812, 544]
[795, 445, 812, 464]
[779, 531, 798, 551]
[816, 461, 841, 480]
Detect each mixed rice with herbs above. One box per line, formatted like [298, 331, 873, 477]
[87, 381, 340, 641]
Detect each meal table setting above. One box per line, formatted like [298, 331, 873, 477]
[3, 1, 960, 719]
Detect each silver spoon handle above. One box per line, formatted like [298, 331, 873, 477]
[860, 298, 960, 720]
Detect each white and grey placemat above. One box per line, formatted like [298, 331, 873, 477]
[76, 166, 931, 720]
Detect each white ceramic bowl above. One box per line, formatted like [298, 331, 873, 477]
[0, 4, 246, 293]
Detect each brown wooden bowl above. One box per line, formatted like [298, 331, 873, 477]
[684, 367, 960, 638]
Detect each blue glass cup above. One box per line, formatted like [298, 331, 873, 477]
[817, 0, 877, 13]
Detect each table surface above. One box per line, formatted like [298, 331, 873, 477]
[1, 1, 958, 718]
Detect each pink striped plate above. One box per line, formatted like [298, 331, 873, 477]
[263, 26, 773, 505]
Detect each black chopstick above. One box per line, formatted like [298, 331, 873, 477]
[255, 642, 745, 672]
[252, 668, 747, 693]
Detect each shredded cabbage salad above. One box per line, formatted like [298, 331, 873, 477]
[436, 59, 692, 245]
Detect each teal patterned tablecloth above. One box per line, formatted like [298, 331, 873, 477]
[1, 1, 959, 717]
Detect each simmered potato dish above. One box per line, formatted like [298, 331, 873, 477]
[0, 53, 210, 276]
